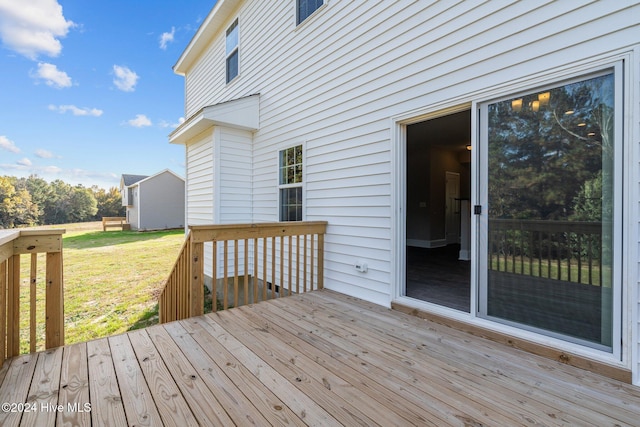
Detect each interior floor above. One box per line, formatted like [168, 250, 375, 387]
[406, 245, 470, 312]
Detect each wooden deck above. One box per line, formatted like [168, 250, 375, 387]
[1, 290, 639, 426]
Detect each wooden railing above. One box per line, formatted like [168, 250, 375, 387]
[489, 219, 605, 285]
[158, 230, 192, 323]
[159, 221, 327, 323]
[0, 229, 65, 366]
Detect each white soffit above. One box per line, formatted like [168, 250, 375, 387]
[169, 94, 260, 145]
[173, 0, 242, 76]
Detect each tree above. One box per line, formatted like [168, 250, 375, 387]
[67, 185, 98, 223]
[487, 73, 613, 221]
[570, 171, 608, 222]
[23, 175, 52, 224]
[0, 176, 39, 228]
[93, 186, 125, 218]
[43, 180, 74, 224]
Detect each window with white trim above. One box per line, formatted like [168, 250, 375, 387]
[225, 19, 239, 83]
[279, 145, 303, 221]
[297, 0, 323, 25]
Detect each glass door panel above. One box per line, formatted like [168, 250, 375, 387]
[480, 72, 617, 350]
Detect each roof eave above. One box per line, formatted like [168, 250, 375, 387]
[169, 94, 260, 145]
[173, 0, 243, 75]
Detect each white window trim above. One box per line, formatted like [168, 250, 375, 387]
[294, 0, 328, 29]
[278, 143, 306, 221]
[225, 18, 239, 84]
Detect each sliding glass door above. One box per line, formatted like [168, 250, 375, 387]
[478, 69, 621, 352]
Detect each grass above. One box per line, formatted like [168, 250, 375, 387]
[489, 255, 609, 286]
[19, 222, 185, 352]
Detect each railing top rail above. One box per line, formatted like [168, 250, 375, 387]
[0, 230, 21, 246]
[190, 221, 328, 242]
[489, 219, 604, 233]
[14, 229, 66, 236]
[1, 229, 66, 262]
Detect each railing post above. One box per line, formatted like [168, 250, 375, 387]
[190, 241, 204, 317]
[30, 254, 37, 353]
[317, 232, 324, 290]
[7, 255, 20, 357]
[46, 251, 64, 349]
[0, 261, 6, 364]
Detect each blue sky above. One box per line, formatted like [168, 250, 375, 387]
[0, 0, 215, 189]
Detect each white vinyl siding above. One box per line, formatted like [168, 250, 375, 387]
[183, 0, 639, 306]
[185, 133, 214, 225]
[128, 187, 139, 230]
[218, 127, 253, 223]
[178, 1, 640, 382]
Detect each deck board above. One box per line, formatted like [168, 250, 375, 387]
[0, 353, 37, 427]
[220, 307, 396, 426]
[57, 343, 90, 427]
[2, 290, 640, 426]
[265, 294, 529, 426]
[108, 333, 165, 426]
[317, 291, 640, 424]
[302, 292, 608, 425]
[86, 338, 127, 427]
[242, 301, 450, 426]
[22, 347, 63, 427]
[145, 324, 240, 426]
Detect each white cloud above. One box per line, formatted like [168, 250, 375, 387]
[112, 65, 139, 92]
[48, 104, 103, 116]
[0, 135, 20, 153]
[32, 62, 72, 88]
[0, 163, 119, 188]
[158, 117, 185, 129]
[159, 27, 175, 50]
[35, 148, 57, 158]
[0, 0, 75, 59]
[17, 157, 32, 166]
[127, 114, 152, 128]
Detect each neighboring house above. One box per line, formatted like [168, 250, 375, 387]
[169, 1, 640, 386]
[120, 170, 185, 231]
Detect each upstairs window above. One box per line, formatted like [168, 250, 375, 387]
[279, 145, 303, 221]
[297, 0, 323, 25]
[226, 19, 239, 83]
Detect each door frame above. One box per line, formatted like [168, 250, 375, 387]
[391, 102, 473, 305]
[391, 52, 634, 371]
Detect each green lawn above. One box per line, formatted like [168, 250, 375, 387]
[19, 222, 185, 353]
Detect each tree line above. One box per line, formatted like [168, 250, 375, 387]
[0, 175, 125, 228]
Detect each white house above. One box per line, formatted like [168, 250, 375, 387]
[120, 169, 185, 231]
[169, 1, 640, 386]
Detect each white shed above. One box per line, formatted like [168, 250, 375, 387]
[169, 1, 640, 387]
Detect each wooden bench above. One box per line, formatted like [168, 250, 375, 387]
[102, 217, 130, 231]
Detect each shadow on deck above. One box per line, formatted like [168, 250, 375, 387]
[1, 290, 639, 426]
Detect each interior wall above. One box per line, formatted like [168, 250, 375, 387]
[406, 131, 432, 242]
[406, 111, 471, 247]
[429, 147, 464, 241]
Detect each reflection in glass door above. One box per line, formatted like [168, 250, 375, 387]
[479, 70, 620, 351]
